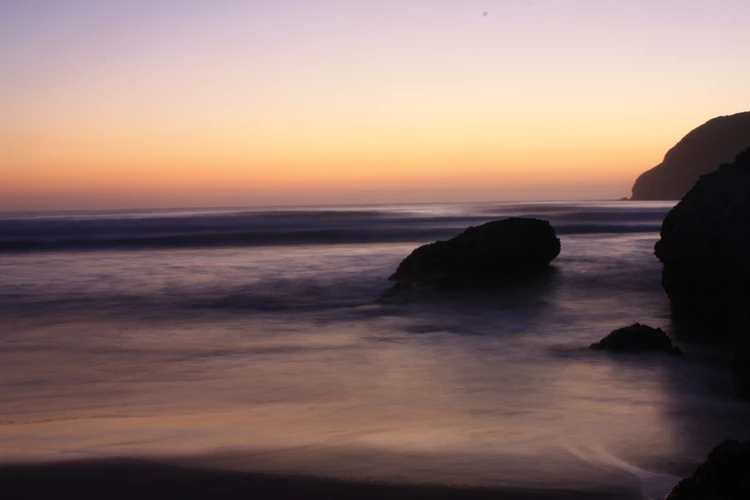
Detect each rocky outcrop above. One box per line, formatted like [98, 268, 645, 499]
[654, 147, 750, 397]
[631, 111, 750, 200]
[654, 147, 750, 334]
[389, 218, 560, 289]
[589, 323, 681, 354]
[665, 440, 750, 500]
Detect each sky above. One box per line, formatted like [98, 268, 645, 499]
[1, 0, 749, 210]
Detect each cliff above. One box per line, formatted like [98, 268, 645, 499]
[654, 146, 750, 397]
[631, 111, 750, 200]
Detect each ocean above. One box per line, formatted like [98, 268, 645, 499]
[1, 201, 749, 499]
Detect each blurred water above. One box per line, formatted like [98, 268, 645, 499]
[0, 201, 748, 494]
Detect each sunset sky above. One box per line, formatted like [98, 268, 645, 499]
[2, 0, 749, 210]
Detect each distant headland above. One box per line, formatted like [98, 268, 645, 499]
[631, 111, 750, 200]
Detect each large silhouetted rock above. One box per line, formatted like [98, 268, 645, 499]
[655, 148, 750, 398]
[589, 323, 681, 354]
[389, 217, 560, 289]
[631, 111, 750, 200]
[666, 440, 750, 500]
[654, 147, 750, 334]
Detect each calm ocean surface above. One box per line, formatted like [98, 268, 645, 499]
[1, 201, 749, 497]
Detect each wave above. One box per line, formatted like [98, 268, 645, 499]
[0, 203, 670, 253]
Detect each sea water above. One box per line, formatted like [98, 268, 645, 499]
[1, 201, 748, 497]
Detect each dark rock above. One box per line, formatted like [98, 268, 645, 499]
[654, 147, 750, 337]
[589, 323, 681, 354]
[389, 217, 560, 289]
[631, 111, 750, 200]
[665, 478, 715, 500]
[666, 440, 750, 500]
[655, 147, 750, 397]
[732, 337, 750, 400]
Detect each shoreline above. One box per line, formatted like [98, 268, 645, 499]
[0, 457, 638, 500]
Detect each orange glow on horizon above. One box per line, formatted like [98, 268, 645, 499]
[2, 1, 749, 210]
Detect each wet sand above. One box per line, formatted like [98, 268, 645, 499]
[0, 458, 637, 500]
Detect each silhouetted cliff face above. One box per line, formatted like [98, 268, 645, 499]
[655, 147, 750, 329]
[631, 112, 750, 200]
[655, 147, 750, 397]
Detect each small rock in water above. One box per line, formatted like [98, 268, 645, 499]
[388, 217, 560, 290]
[590, 323, 681, 354]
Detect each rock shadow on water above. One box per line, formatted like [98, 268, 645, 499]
[377, 265, 563, 339]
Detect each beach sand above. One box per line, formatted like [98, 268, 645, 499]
[0, 458, 638, 500]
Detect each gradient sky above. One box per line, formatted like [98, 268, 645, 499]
[2, 0, 749, 209]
